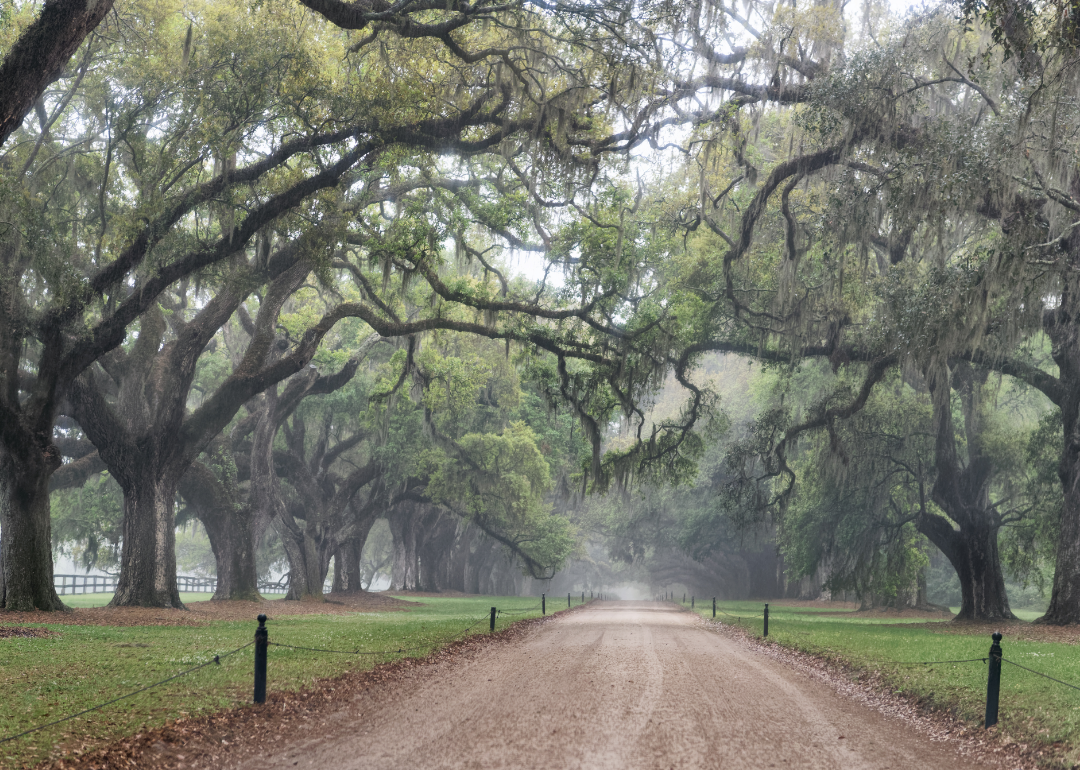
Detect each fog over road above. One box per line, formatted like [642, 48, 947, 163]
[241, 602, 992, 770]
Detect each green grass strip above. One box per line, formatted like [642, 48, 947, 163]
[0, 595, 547, 768]
[687, 599, 1080, 762]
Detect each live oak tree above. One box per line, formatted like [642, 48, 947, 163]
[752, 359, 1057, 614]
[262, 327, 579, 598]
[1, 0, 675, 609]
[779, 17, 1080, 623]
[177, 328, 383, 601]
[599, 0, 1080, 621]
[374, 331, 579, 589]
[266, 334, 387, 601]
[0, 0, 371, 609]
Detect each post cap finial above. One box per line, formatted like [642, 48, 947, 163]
[257, 614, 267, 626]
[992, 631, 1002, 643]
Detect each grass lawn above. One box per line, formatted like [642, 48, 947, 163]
[685, 599, 1080, 764]
[0, 594, 551, 768]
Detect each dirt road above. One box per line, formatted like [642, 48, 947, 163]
[239, 602, 994, 770]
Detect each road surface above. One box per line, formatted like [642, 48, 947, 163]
[238, 601, 993, 770]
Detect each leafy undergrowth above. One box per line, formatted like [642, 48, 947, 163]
[0, 594, 555, 768]
[687, 600, 1080, 768]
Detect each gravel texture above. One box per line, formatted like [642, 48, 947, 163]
[698, 614, 1045, 769]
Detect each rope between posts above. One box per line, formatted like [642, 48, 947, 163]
[891, 658, 988, 666]
[714, 609, 765, 620]
[0, 641, 253, 746]
[1001, 657, 1080, 692]
[495, 603, 542, 616]
[451, 613, 495, 639]
[268, 642, 417, 656]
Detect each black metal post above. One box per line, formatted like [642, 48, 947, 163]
[542, 593, 546, 615]
[763, 604, 769, 638]
[254, 614, 268, 704]
[683, 593, 686, 603]
[986, 632, 1003, 728]
[582, 592, 585, 604]
[691, 596, 695, 609]
[712, 597, 716, 618]
[568, 592, 571, 608]
[490, 607, 497, 633]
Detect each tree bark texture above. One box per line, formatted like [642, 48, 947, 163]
[332, 515, 375, 592]
[389, 503, 419, 591]
[919, 513, 1012, 620]
[280, 520, 331, 601]
[1042, 272, 1080, 623]
[332, 540, 362, 593]
[922, 362, 1015, 621]
[415, 506, 454, 591]
[0, 0, 115, 149]
[204, 508, 260, 602]
[180, 462, 262, 602]
[0, 444, 66, 611]
[110, 471, 184, 608]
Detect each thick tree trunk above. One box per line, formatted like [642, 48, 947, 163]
[202, 507, 261, 602]
[951, 525, 1011, 621]
[471, 537, 497, 595]
[915, 567, 929, 608]
[180, 462, 262, 601]
[921, 362, 1015, 622]
[333, 516, 375, 593]
[1043, 440, 1080, 623]
[0, 0, 116, 149]
[918, 513, 1013, 620]
[111, 473, 184, 609]
[443, 523, 472, 593]
[0, 445, 66, 611]
[389, 505, 419, 591]
[308, 527, 330, 595]
[281, 524, 329, 601]
[1042, 282, 1080, 623]
[467, 537, 496, 594]
[332, 540, 362, 593]
[280, 525, 309, 600]
[415, 507, 454, 592]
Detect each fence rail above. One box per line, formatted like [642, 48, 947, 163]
[53, 574, 293, 596]
[54, 574, 117, 595]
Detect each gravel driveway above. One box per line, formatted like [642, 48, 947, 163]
[237, 601, 994, 770]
